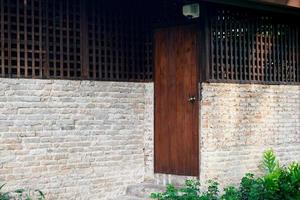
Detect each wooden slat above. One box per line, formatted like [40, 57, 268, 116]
[216, 13, 219, 80]
[234, 14, 238, 80]
[31, 0, 35, 77]
[291, 25, 295, 82]
[239, 15, 243, 81]
[59, 0, 63, 78]
[247, 17, 251, 81]
[16, 0, 20, 77]
[97, 1, 102, 79]
[44, 0, 49, 78]
[0, 0, 4, 77]
[38, 0, 42, 78]
[7, 0, 11, 77]
[91, 2, 96, 79]
[252, 18, 256, 80]
[52, 0, 56, 77]
[224, 11, 229, 80]
[80, 0, 88, 78]
[243, 15, 246, 81]
[276, 24, 281, 81]
[73, 1, 77, 78]
[272, 23, 276, 82]
[210, 14, 214, 79]
[280, 24, 284, 82]
[268, 23, 272, 81]
[119, 6, 124, 80]
[296, 25, 299, 82]
[220, 11, 224, 80]
[102, 3, 107, 80]
[66, 0, 70, 78]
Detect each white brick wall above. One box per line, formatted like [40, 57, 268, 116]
[200, 83, 300, 187]
[1, 78, 299, 197]
[0, 78, 154, 200]
[144, 84, 154, 180]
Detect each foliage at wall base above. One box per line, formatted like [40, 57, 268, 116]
[151, 150, 300, 200]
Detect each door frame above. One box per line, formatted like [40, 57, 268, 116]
[153, 24, 200, 177]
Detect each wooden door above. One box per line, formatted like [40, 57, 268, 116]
[154, 25, 199, 176]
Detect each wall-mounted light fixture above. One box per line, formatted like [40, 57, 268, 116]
[182, 3, 200, 19]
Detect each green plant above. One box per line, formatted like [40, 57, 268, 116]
[0, 184, 45, 200]
[150, 149, 300, 200]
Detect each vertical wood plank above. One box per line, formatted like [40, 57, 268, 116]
[73, 1, 77, 78]
[224, 11, 229, 80]
[53, 0, 56, 77]
[111, 10, 115, 80]
[243, 15, 246, 81]
[203, 6, 211, 82]
[115, 7, 120, 80]
[97, 1, 102, 79]
[288, 25, 292, 82]
[59, 0, 63, 78]
[268, 23, 272, 81]
[260, 19, 264, 81]
[91, 2, 96, 79]
[276, 24, 281, 81]
[119, 6, 124, 81]
[247, 17, 251, 81]
[220, 11, 224, 80]
[272, 23, 276, 82]
[264, 19, 268, 81]
[38, 0, 42, 78]
[210, 12, 214, 79]
[7, 0, 11, 77]
[102, 3, 107, 80]
[216, 13, 219, 80]
[16, 0, 20, 77]
[292, 24, 297, 83]
[252, 19, 256, 81]
[31, 0, 35, 77]
[44, 0, 49, 78]
[256, 18, 260, 81]
[239, 15, 242, 81]
[66, 0, 70, 78]
[0, 0, 4, 77]
[80, 0, 88, 78]
[296, 25, 299, 82]
[234, 14, 238, 80]
[283, 25, 288, 82]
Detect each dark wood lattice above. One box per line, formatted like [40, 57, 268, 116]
[0, 0, 153, 81]
[86, 1, 153, 81]
[0, 0, 44, 78]
[208, 5, 300, 84]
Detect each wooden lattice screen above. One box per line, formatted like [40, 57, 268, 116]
[0, 0, 153, 81]
[208, 5, 300, 84]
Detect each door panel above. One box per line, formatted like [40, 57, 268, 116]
[154, 26, 199, 176]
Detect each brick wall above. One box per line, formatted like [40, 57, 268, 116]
[200, 83, 300, 187]
[1, 78, 299, 197]
[144, 84, 154, 180]
[0, 78, 153, 200]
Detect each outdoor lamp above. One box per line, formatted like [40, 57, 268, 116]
[182, 3, 200, 19]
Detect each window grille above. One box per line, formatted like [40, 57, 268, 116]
[0, 0, 153, 81]
[208, 5, 300, 84]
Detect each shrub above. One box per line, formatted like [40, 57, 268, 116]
[0, 184, 45, 200]
[150, 149, 300, 200]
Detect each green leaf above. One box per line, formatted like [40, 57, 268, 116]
[262, 149, 279, 174]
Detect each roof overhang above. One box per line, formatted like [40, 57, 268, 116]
[198, 0, 300, 15]
[247, 0, 300, 8]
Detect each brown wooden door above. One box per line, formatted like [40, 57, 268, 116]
[154, 25, 199, 176]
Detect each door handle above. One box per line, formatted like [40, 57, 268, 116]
[188, 96, 196, 103]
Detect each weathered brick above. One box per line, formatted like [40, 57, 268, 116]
[0, 78, 153, 200]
